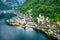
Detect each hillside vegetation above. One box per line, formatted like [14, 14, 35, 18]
[18, 0, 60, 23]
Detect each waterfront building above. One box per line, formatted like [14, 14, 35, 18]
[37, 14, 44, 23]
[57, 21, 60, 25]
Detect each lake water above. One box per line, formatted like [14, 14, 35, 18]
[0, 0, 53, 40]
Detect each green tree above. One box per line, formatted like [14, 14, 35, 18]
[56, 25, 60, 30]
[17, 0, 60, 23]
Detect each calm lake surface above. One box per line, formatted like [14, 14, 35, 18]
[0, 0, 52, 40]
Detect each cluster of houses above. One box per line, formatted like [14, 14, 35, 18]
[6, 11, 60, 39]
[37, 14, 60, 38]
[6, 13, 38, 28]
[37, 14, 50, 27]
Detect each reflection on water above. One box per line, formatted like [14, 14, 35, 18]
[0, 13, 50, 40]
[0, 0, 52, 40]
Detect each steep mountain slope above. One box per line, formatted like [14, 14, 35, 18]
[18, 0, 60, 23]
[0, 0, 26, 10]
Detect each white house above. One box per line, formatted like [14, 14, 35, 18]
[19, 18, 26, 24]
[46, 17, 50, 22]
[37, 14, 44, 23]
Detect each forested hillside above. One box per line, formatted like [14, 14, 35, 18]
[18, 0, 60, 23]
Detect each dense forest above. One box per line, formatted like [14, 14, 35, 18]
[18, 0, 60, 23]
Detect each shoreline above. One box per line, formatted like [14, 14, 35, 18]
[33, 28, 58, 40]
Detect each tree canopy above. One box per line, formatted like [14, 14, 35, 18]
[18, 0, 60, 23]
